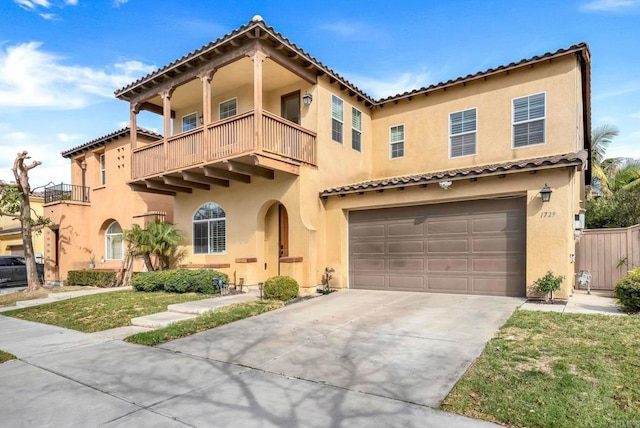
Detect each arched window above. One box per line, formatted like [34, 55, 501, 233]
[193, 203, 226, 254]
[105, 221, 123, 260]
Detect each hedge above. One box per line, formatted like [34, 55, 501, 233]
[67, 270, 117, 288]
[132, 269, 229, 294]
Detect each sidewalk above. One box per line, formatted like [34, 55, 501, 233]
[520, 289, 624, 315]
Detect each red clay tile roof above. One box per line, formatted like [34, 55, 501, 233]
[114, 17, 589, 109]
[61, 127, 162, 159]
[320, 151, 588, 198]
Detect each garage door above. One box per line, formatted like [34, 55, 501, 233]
[349, 197, 526, 296]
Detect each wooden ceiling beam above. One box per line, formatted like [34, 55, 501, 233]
[163, 175, 210, 190]
[183, 170, 230, 187]
[145, 180, 192, 193]
[140, 102, 176, 118]
[201, 166, 250, 183]
[129, 182, 175, 196]
[223, 160, 274, 180]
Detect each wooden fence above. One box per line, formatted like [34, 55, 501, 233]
[575, 224, 640, 290]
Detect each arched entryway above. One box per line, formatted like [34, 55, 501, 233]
[264, 202, 289, 277]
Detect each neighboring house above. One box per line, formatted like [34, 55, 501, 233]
[0, 183, 45, 262]
[43, 128, 174, 284]
[106, 16, 589, 298]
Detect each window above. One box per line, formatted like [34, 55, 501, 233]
[182, 112, 197, 132]
[105, 221, 123, 260]
[449, 108, 477, 157]
[352, 107, 362, 152]
[193, 202, 226, 254]
[513, 93, 545, 148]
[390, 125, 405, 159]
[331, 95, 344, 143]
[219, 98, 237, 120]
[99, 153, 106, 186]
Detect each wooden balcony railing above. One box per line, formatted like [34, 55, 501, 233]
[44, 183, 90, 204]
[131, 110, 316, 179]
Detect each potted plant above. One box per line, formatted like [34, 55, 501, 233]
[89, 254, 96, 269]
[533, 270, 564, 302]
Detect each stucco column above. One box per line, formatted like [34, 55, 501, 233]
[130, 103, 140, 179]
[252, 49, 268, 152]
[160, 88, 175, 170]
[199, 69, 216, 160]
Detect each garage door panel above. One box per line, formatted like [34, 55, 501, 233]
[473, 257, 522, 273]
[352, 242, 386, 254]
[428, 239, 468, 253]
[388, 240, 424, 254]
[352, 258, 385, 271]
[389, 258, 424, 271]
[427, 258, 469, 272]
[388, 222, 425, 237]
[349, 198, 525, 297]
[428, 276, 469, 292]
[473, 237, 522, 253]
[388, 275, 425, 290]
[427, 219, 468, 235]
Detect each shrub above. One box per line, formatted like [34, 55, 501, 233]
[132, 269, 228, 294]
[263, 275, 299, 301]
[67, 270, 117, 288]
[533, 271, 564, 300]
[614, 268, 640, 313]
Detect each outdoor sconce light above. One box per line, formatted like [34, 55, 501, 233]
[80, 159, 87, 170]
[303, 91, 313, 106]
[439, 180, 452, 190]
[199, 115, 204, 125]
[540, 183, 552, 202]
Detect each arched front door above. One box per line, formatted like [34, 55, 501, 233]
[264, 202, 289, 277]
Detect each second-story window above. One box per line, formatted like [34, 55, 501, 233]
[99, 153, 106, 186]
[390, 125, 405, 159]
[332, 95, 344, 144]
[513, 93, 545, 148]
[450, 108, 477, 157]
[352, 107, 362, 152]
[220, 98, 237, 120]
[182, 112, 197, 132]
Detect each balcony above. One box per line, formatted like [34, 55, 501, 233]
[44, 183, 90, 204]
[130, 110, 316, 194]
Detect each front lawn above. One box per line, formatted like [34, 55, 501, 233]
[441, 310, 640, 427]
[3, 290, 213, 332]
[0, 286, 101, 308]
[125, 300, 283, 346]
[0, 350, 16, 363]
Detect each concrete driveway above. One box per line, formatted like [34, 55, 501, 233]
[0, 290, 522, 427]
[163, 290, 522, 408]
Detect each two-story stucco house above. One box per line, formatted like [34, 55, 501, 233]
[43, 128, 174, 283]
[55, 16, 591, 298]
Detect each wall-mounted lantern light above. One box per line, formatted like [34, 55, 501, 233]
[199, 115, 204, 125]
[303, 92, 313, 106]
[540, 183, 552, 202]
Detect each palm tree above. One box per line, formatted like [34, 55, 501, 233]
[146, 221, 183, 270]
[124, 223, 154, 271]
[590, 124, 620, 194]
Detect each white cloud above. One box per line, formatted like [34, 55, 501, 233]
[13, 0, 52, 10]
[4, 131, 28, 141]
[594, 80, 640, 99]
[0, 42, 156, 109]
[342, 71, 433, 99]
[57, 133, 83, 142]
[113, 0, 128, 6]
[629, 112, 640, 118]
[0, 142, 70, 188]
[39, 13, 59, 20]
[13, 0, 78, 19]
[65, 0, 77, 5]
[581, 0, 640, 11]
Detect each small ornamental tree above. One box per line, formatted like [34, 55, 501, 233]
[0, 152, 50, 292]
[533, 271, 564, 302]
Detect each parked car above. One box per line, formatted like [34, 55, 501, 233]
[0, 256, 44, 287]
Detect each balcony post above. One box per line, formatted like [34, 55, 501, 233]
[199, 69, 216, 161]
[160, 88, 175, 170]
[252, 49, 268, 152]
[130, 102, 140, 179]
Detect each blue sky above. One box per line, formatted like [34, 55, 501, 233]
[1, 0, 639, 187]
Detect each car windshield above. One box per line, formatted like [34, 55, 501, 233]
[13, 257, 26, 266]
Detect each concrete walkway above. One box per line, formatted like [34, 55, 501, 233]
[520, 289, 624, 315]
[0, 291, 503, 428]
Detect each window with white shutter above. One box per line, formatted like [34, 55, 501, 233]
[513, 93, 545, 148]
[449, 108, 477, 157]
[352, 107, 362, 152]
[390, 125, 404, 159]
[193, 202, 226, 254]
[332, 95, 344, 143]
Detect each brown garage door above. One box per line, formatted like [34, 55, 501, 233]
[349, 197, 526, 296]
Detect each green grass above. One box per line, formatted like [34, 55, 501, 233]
[125, 300, 284, 346]
[3, 290, 214, 333]
[441, 310, 640, 428]
[0, 286, 101, 308]
[0, 350, 16, 364]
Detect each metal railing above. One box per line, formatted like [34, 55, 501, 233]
[44, 183, 90, 204]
